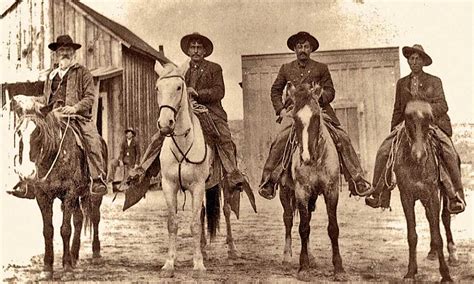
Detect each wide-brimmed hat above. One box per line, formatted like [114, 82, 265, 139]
[48, 35, 82, 51]
[124, 127, 136, 136]
[402, 44, 432, 66]
[180, 32, 213, 57]
[287, 31, 319, 52]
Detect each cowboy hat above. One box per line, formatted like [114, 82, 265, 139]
[48, 35, 82, 51]
[402, 44, 432, 66]
[124, 127, 136, 136]
[180, 32, 213, 57]
[287, 31, 319, 52]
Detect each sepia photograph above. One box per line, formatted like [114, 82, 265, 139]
[1, 0, 473, 282]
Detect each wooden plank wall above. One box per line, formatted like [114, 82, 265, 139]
[241, 47, 400, 187]
[2, 0, 51, 81]
[123, 48, 159, 152]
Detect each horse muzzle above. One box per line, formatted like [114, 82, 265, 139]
[158, 124, 174, 136]
[14, 162, 37, 181]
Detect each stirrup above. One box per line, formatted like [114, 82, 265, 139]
[447, 194, 466, 214]
[352, 178, 374, 197]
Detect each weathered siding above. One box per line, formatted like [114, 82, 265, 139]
[241, 47, 400, 187]
[123, 48, 159, 151]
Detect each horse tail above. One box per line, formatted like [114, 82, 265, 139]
[205, 185, 221, 240]
[81, 194, 93, 238]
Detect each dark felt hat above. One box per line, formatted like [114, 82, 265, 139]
[402, 44, 432, 66]
[48, 35, 82, 51]
[287, 31, 319, 52]
[125, 127, 136, 136]
[180, 32, 213, 57]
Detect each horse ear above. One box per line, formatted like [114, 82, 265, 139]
[285, 81, 296, 100]
[154, 61, 164, 76]
[310, 83, 323, 101]
[177, 60, 190, 77]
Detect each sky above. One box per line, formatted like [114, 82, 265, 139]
[78, 0, 473, 123]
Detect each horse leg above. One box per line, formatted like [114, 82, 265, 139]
[441, 197, 459, 266]
[161, 182, 178, 277]
[91, 196, 103, 261]
[36, 195, 54, 280]
[223, 191, 240, 259]
[200, 205, 208, 260]
[296, 190, 312, 281]
[60, 200, 74, 279]
[190, 183, 206, 275]
[324, 189, 344, 275]
[71, 200, 84, 268]
[422, 196, 452, 282]
[280, 185, 293, 266]
[400, 194, 418, 280]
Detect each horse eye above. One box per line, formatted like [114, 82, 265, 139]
[177, 86, 181, 91]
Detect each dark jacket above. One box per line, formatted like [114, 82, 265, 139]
[185, 59, 227, 121]
[271, 59, 340, 125]
[119, 137, 141, 166]
[391, 71, 452, 136]
[42, 63, 96, 119]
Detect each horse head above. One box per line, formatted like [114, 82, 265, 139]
[11, 95, 60, 181]
[404, 100, 433, 164]
[156, 63, 189, 136]
[290, 83, 324, 164]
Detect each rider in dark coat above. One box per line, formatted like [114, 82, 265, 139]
[11, 35, 107, 197]
[259, 31, 373, 199]
[365, 44, 466, 214]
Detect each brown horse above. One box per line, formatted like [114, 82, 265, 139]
[394, 100, 452, 282]
[279, 83, 343, 281]
[11, 96, 104, 280]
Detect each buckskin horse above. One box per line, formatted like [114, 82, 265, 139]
[394, 100, 452, 282]
[279, 83, 344, 281]
[10, 95, 104, 280]
[155, 63, 255, 277]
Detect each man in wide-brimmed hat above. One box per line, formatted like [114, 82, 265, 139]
[9, 34, 108, 197]
[258, 31, 373, 200]
[124, 32, 254, 211]
[108, 128, 141, 187]
[365, 44, 466, 213]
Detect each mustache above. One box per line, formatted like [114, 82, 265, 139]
[298, 51, 308, 56]
[59, 54, 71, 60]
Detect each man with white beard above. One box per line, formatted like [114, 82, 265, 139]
[9, 35, 107, 198]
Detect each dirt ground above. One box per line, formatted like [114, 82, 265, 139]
[2, 187, 473, 282]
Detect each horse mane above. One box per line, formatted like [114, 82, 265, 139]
[404, 100, 433, 118]
[293, 84, 315, 112]
[29, 111, 62, 163]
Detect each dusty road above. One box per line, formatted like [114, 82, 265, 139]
[2, 187, 473, 282]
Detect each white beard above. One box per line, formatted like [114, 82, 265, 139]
[59, 58, 73, 70]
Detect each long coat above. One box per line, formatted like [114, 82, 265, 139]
[185, 59, 227, 121]
[391, 71, 452, 136]
[42, 63, 96, 119]
[270, 59, 340, 125]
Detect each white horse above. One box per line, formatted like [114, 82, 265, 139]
[156, 63, 213, 276]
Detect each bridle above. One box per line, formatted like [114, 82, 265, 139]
[158, 74, 186, 127]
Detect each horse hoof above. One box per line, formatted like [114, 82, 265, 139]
[39, 271, 53, 281]
[92, 252, 102, 259]
[426, 251, 437, 260]
[296, 269, 312, 282]
[160, 269, 174, 278]
[403, 274, 415, 281]
[228, 249, 241, 259]
[282, 259, 292, 268]
[441, 276, 454, 283]
[334, 270, 347, 281]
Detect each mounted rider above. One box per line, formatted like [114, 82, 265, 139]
[258, 31, 373, 200]
[9, 35, 108, 198]
[365, 44, 466, 214]
[125, 32, 250, 208]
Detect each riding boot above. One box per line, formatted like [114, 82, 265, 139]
[433, 127, 466, 214]
[7, 180, 36, 199]
[325, 121, 373, 197]
[259, 125, 292, 200]
[91, 176, 107, 195]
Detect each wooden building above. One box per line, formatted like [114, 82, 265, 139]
[1, 0, 170, 161]
[241, 47, 400, 186]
